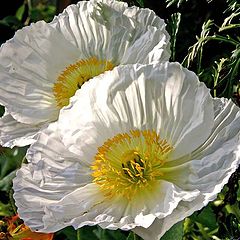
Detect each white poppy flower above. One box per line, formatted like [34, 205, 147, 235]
[13, 62, 240, 239]
[0, 0, 170, 148]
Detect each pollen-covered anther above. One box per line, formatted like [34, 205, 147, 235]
[53, 57, 114, 108]
[91, 130, 173, 200]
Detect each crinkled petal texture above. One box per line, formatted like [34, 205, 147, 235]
[0, 0, 170, 148]
[13, 63, 240, 240]
[60, 62, 214, 160]
[0, 113, 40, 147]
[133, 98, 240, 240]
[51, 0, 170, 64]
[13, 122, 92, 232]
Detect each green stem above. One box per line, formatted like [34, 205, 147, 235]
[77, 229, 81, 240]
[225, 204, 240, 222]
[208, 35, 239, 46]
[196, 222, 210, 240]
[133, 233, 141, 240]
[9, 188, 17, 215]
[27, 0, 32, 11]
[228, 58, 240, 97]
[197, 45, 203, 75]
[21, 156, 27, 165]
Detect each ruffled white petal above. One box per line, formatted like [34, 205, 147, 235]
[43, 180, 199, 232]
[13, 122, 92, 231]
[43, 183, 107, 232]
[161, 98, 240, 190]
[13, 61, 240, 237]
[186, 99, 240, 196]
[133, 98, 240, 240]
[50, 0, 170, 65]
[0, 21, 80, 124]
[59, 62, 213, 160]
[55, 63, 240, 237]
[15, 146, 200, 233]
[0, 0, 170, 147]
[0, 113, 39, 147]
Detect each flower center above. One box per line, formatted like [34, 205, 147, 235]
[53, 57, 114, 108]
[91, 130, 173, 200]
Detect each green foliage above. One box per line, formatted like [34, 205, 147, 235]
[56, 226, 78, 240]
[94, 227, 128, 240]
[0, 202, 13, 217]
[16, 4, 26, 21]
[56, 226, 131, 240]
[0, 15, 23, 30]
[165, 0, 189, 8]
[225, 0, 240, 12]
[167, 12, 181, 61]
[30, 4, 56, 23]
[183, 19, 214, 71]
[0, 148, 26, 218]
[135, 0, 145, 7]
[0, 171, 17, 192]
[0, 148, 26, 181]
[161, 221, 183, 240]
[0, 0, 56, 31]
[184, 205, 218, 239]
[181, 3, 240, 99]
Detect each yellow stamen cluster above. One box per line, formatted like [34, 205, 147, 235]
[91, 130, 173, 201]
[53, 57, 114, 108]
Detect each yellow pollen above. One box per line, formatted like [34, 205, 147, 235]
[91, 130, 173, 201]
[53, 57, 114, 108]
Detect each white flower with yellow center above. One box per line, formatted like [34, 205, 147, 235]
[13, 62, 240, 240]
[0, 0, 170, 148]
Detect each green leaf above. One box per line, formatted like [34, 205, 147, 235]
[136, 0, 144, 7]
[127, 232, 142, 240]
[0, 201, 14, 217]
[56, 226, 78, 240]
[93, 226, 126, 240]
[0, 16, 22, 28]
[0, 147, 26, 180]
[0, 170, 16, 191]
[105, 229, 127, 240]
[16, 4, 26, 21]
[79, 226, 99, 240]
[191, 205, 218, 231]
[126, 232, 135, 240]
[30, 5, 56, 22]
[161, 221, 183, 240]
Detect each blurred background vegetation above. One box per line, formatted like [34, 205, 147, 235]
[0, 0, 239, 239]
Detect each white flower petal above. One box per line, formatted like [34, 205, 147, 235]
[50, 0, 170, 64]
[133, 195, 209, 240]
[0, 113, 40, 147]
[133, 98, 240, 240]
[0, 21, 80, 124]
[161, 98, 240, 190]
[0, 0, 170, 149]
[43, 183, 107, 232]
[119, 7, 170, 63]
[13, 62, 240, 237]
[13, 122, 92, 231]
[43, 180, 198, 232]
[26, 122, 92, 184]
[13, 164, 60, 231]
[14, 121, 201, 232]
[0, 1, 170, 147]
[59, 62, 213, 160]
[187, 99, 240, 195]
